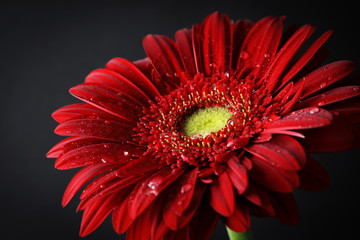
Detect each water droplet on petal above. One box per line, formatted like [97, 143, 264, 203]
[147, 177, 162, 194]
[309, 108, 319, 114]
[318, 101, 325, 106]
[104, 120, 111, 125]
[264, 53, 270, 58]
[320, 82, 327, 88]
[181, 183, 193, 194]
[239, 51, 250, 60]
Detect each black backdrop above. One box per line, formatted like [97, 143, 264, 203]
[1, 0, 359, 239]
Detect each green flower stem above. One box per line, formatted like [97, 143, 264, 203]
[226, 227, 255, 240]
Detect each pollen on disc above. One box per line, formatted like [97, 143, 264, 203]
[183, 106, 232, 137]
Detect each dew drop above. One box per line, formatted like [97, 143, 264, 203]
[239, 51, 250, 60]
[309, 108, 319, 114]
[101, 159, 107, 163]
[99, 184, 105, 189]
[147, 180, 160, 196]
[317, 101, 325, 106]
[320, 82, 327, 88]
[181, 183, 193, 194]
[103, 144, 110, 148]
[104, 120, 111, 125]
[123, 151, 129, 156]
[264, 53, 270, 58]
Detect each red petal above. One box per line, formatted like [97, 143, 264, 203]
[143, 34, 184, 85]
[295, 86, 360, 109]
[279, 30, 334, 88]
[79, 176, 143, 210]
[226, 137, 250, 149]
[263, 25, 316, 92]
[208, 172, 235, 217]
[163, 180, 206, 230]
[265, 107, 332, 131]
[165, 201, 218, 240]
[105, 57, 161, 99]
[186, 200, 219, 240]
[128, 168, 185, 219]
[48, 136, 113, 158]
[175, 29, 196, 77]
[273, 81, 293, 104]
[164, 226, 190, 240]
[126, 205, 153, 240]
[245, 135, 306, 171]
[300, 120, 360, 152]
[271, 193, 300, 225]
[150, 196, 170, 240]
[133, 57, 154, 81]
[115, 155, 158, 177]
[84, 68, 151, 105]
[47, 136, 90, 158]
[280, 79, 305, 115]
[326, 96, 360, 123]
[54, 118, 134, 142]
[295, 60, 356, 99]
[51, 103, 121, 124]
[226, 156, 248, 194]
[62, 164, 117, 207]
[80, 192, 121, 237]
[249, 155, 299, 193]
[237, 16, 273, 69]
[200, 12, 233, 75]
[232, 19, 253, 69]
[222, 199, 250, 232]
[55, 143, 141, 170]
[112, 194, 134, 234]
[164, 168, 198, 216]
[298, 155, 330, 191]
[77, 171, 119, 210]
[70, 83, 142, 121]
[243, 183, 275, 215]
[241, 17, 284, 79]
[192, 24, 203, 73]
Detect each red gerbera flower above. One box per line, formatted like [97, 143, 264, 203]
[48, 12, 360, 239]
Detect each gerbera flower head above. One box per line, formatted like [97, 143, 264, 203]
[48, 12, 360, 239]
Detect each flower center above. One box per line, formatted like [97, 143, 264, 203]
[183, 106, 232, 137]
[135, 72, 277, 169]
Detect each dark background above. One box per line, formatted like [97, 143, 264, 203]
[1, 0, 359, 239]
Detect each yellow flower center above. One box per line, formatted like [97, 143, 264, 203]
[183, 106, 232, 137]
